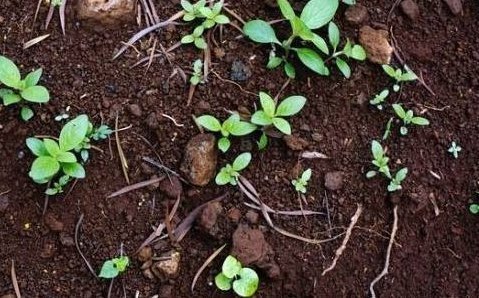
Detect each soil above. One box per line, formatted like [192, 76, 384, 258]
[1, 0, 479, 297]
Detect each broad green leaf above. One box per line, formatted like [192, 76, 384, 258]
[400, 126, 408, 135]
[99, 260, 119, 279]
[59, 115, 89, 151]
[411, 117, 430, 126]
[229, 121, 257, 136]
[43, 139, 61, 157]
[26, 137, 48, 156]
[198, 6, 214, 18]
[336, 57, 351, 78]
[232, 268, 259, 297]
[243, 20, 281, 44]
[400, 70, 417, 81]
[328, 22, 340, 50]
[45, 188, 59, 195]
[276, 95, 306, 117]
[296, 48, 328, 76]
[218, 137, 231, 153]
[272, 117, 291, 135]
[181, 0, 194, 12]
[300, 0, 339, 29]
[222, 255, 242, 279]
[278, 0, 296, 20]
[24, 68, 43, 87]
[203, 19, 216, 28]
[469, 204, 479, 214]
[284, 62, 296, 78]
[392, 104, 406, 119]
[387, 182, 400, 192]
[259, 92, 276, 118]
[212, 1, 223, 14]
[181, 35, 195, 44]
[56, 152, 77, 163]
[311, 33, 329, 55]
[292, 17, 313, 40]
[267, 56, 282, 69]
[2, 91, 21, 106]
[301, 168, 312, 181]
[257, 133, 268, 150]
[350, 45, 366, 60]
[215, 169, 231, 185]
[62, 162, 86, 179]
[222, 114, 240, 134]
[371, 140, 383, 160]
[395, 168, 408, 182]
[382, 65, 396, 78]
[215, 273, 232, 291]
[29, 156, 60, 182]
[21, 106, 34, 121]
[193, 25, 205, 37]
[20, 85, 50, 103]
[342, 0, 356, 4]
[0, 56, 21, 88]
[251, 111, 273, 126]
[183, 13, 196, 21]
[214, 15, 230, 24]
[196, 115, 222, 132]
[232, 152, 252, 171]
[113, 256, 129, 272]
[194, 37, 207, 49]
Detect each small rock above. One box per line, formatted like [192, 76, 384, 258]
[180, 134, 217, 186]
[324, 171, 344, 191]
[159, 176, 183, 199]
[145, 112, 159, 129]
[59, 233, 75, 247]
[344, 4, 369, 25]
[228, 208, 242, 223]
[245, 210, 259, 225]
[40, 242, 57, 258]
[0, 195, 9, 212]
[128, 104, 142, 117]
[230, 60, 252, 81]
[138, 246, 153, 262]
[151, 251, 180, 280]
[359, 26, 393, 65]
[199, 201, 223, 231]
[443, 0, 463, 15]
[76, 0, 137, 27]
[283, 135, 309, 151]
[400, 0, 420, 21]
[213, 47, 226, 59]
[43, 213, 64, 232]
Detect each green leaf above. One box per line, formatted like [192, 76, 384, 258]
[29, 156, 60, 182]
[371, 140, 383, 160]
[382, 65, 396, 78]
[411, 117, 430, 126]
[400, 126, 408, 135]
[232, 152, 252, 171]
[62, 162, 86, 179]
[2, 91, 21, 106]
[251, 111, 273, 126]
[43, 139, 61, 157]
[222, 255, 242, 279]
[257, 133, 268, 150]
[216, 169, 232, 185]
[183, 12, 195, 21]
[276, 95, 306, 117]
[232, 268, 259, 297]
[229, 121, 257, 136]
[292, 17, 313, 40]
[56, 152, 77, 163]
[20, 86, 50, 103]
[301, 168, 312, 181]
[336, 57, 351, 78]
[469, 204, 479, 214]
[181, 34, 195, 44]
[198, 6, 214, 18]
[218, 137, 231, 153]
[0, 56, 21, 88]
[259, 92, 276, 118]
[99, 260, 119, 279]
[387, 182, 401, 192]
[212, 1, 223, 14]
[181, 0, 194, 12]
[328, 22, 340, 50]
[243, 20, 280, 44]
[21, 106, 34, 121]
[395, 168, 408, 182]
[215, 273, 233, 291]
[272, 117, 291, 135]
[296, 48, 328, 76]
[267, 56, 283, 69]
[113, 256, 129, 272]
[59, 115, 90, 151]
[284, 62, 296, 78]
[311, 34, 329, 55]
[194, 37, 208, 49]
[350, 45, 366, 60]
[300, 0, 339, 29]
[24, 68, 43, 87]
[193, 25, 205, 37]
[278, 0, 296, 20]
[26, 137, 49, 156]
[366, 170, 377, 178]
[400, 69, 417, 81]
[392, 104, 406, 119]
[214, 15, 230, 24]
[196, 115, 222, 132]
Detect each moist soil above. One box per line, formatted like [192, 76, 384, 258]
[1, 0, 479, 297]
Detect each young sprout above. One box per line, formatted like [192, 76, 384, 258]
[257, 132, 268, 150]
[382, 65, 417, 92]
[54, 106, 70, 122]
[215, 255, 259, 297]
[190, 59, 203, 86]
[387, 168, 408, 192]
[370, 89, 389, 110]
[99, 256, 129, 279]
[392, 104, 430, 135]
[251, 92, 306, 135]
[470, 203, 479, 214]
[382, 117, 393, 140]
[448, 141, 462, 159]
[215, 153, 251, 185]
[196, 114, 256, 152]
[366, 140, 391, 179]
[292, 168, 312, 193]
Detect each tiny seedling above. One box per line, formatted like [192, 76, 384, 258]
[215, 255, 259, 297]
[387, 168, 408, 192]
[196, 114, 256, 152]
[190, 59, 203, 85]
[251, 92, 306, 135]
[382, 65, 417, 92]
[0, 55, 50, 121]
[215, 152, 251, 185]
[366, 140, 391, 179]
[382, 117, 393, 140]
[54, 105, 71, 122]
[99, 256, 129, 279]
[292, 168, 312, 193]
[370, 89, 389, 110]
[392, 104, 430, 135]
[470, 203, 479, 214]
[448, 141, 461, 159]
[257, 132, 268, 150]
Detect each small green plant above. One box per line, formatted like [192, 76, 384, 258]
[470, 203, 479, 214]
[382, 65, 417, 92]
[215, 255, 259, 297]
[215, 152, 251, 185]
[387, 167, 408, 192]
[370, 89, 389, 110]
[292, 168, 312, 193]
[392, 104, 430, 135]
[196, 114, 256, 152]
[180, 0, 230, 49]
[0, 55, 50, 121]
[448, 141, 461, 159]
[382, 117, 393, 140]
[251, 92, 306, 135]
[190, 59, 203, 85]
[99, 256, 129, 279]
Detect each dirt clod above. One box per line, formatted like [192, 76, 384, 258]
[443, 0, 463, 15]
[283, 135, 309, 151]
[76, 0, 137, 28]
[181, 134, 217, 186]
[59, 233, 75, 247]
[245, 210, 259, 224]
[344, 4, 369, 25]
[159, 176, 183, 199]
[359, 26, 393, 64]
[228, 208, 242, 223]
[138, 246, 153, 262]
[324, 171, 344, 191]
[128, 104, 142, 117]
[43, 213, 64, 232]
[401, 0, 420, 21]
[230, 60, 252, 81]
[151, 251, 180, 280]
[199, 201, 222, 231]
[40, 242, 57, 258]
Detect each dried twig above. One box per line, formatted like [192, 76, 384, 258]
[59, 0, 67, 35]
[322, 204, 363, 276]
[107, 176, 165, 199]
[11, 260, 21, 298]
[23, 34, 50, 50]
[115, 114, 130, 184]
[191, 244, 227, 293]
[75, 214, 97, 278]
[369, 206, 399, 298]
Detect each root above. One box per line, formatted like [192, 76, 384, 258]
[322, 204, 363, 276]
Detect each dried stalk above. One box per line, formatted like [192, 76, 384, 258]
[191, 244, 227, 293]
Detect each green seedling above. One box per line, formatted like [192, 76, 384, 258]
[382, 117, 393, 140]
[251, 92, 306, 135]
[448, 141, 461, 159]
[215, 255, 259, 297]
[392, 104, 430, 135]
[190, 59, 203, 85]
[370, 89, 389, 110]
[382, 65, 417, 92]
[181, 0, 230, 49]
[366, 140, 391, 179]
[470, 203, 479, 214]
[196, 114, 256, 152]
[0, 55, 50, 121]
[257, 132, 268, 150]
[387, 168, 408, 192]
[292, 168, 312, 193]
[99, 256, 129, 279]
[215, 152, 251, 185]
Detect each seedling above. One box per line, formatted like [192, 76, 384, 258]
[215, 255, 259, 297]
[382, 118, 393, 140]
[54, 105, 71, 122]
[215, 152, 251, 185]
[392, 104, 430, 135]
[370, 89, 389, 110]
[196, 114, 256, 152]
[292, 168, 312, 193]
[180, 0, 230, 49]
[387, 168, 408, 192]
[251, 92, 306, 135]
[0, 55, 50, 121]
[448, 141, 461, 159]
[470, 203, 479, 214]
[382, 65, 417, 92]
[190, 59, 203, 85]
[99, 256, 129, 279]
[257, 132, 268, 150]
[366, 140, 391, 179]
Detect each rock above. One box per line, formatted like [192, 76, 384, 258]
[230, 60, 252, 81]
[151, 251, 180, 280]
[0, 195, 9, 212]
[40, 242, 57, 258]
[146, 112, 159, 129]
[344, 4, 369, 25]
[138, 246, 153, 262]
[443, 0, 463, 15]
[59, 233, 75, 247]
[128, 104, 142, 117]
[228, 208, 242, 223]
[180, 134, 217, 186]
[359, 26, 393, 65]
[400, 0, 420, 21]
[283, 135, 309, 151]
[159, 176, 183, 199]
[76, 0, 137, 27]
[199, 201, 222, 231]
[43, 213, 64, 232]
[324, 171, 344, 191]
[245, 210, 259, 224]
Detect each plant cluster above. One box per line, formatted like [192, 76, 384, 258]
[215, 152, 251, 185]
[99, 256, 129, 279]
[215, 255, 259, 297]
[292, 168, 312, 193]
[382, 65, 417, 92]
[392, 104, 429, 135]
[189, 59, 204, 86]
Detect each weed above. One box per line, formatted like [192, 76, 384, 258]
[190, 59, 203, 85]
[99, 256, 129, 279]
[448, 141, 461, 159]
[292, 168, 312, 193]
[370, 89, 389, 110]
[382, 117, 393, 140]
[382, 65, 417, 92]
[470, 203, 479, 214]
[215, 152, 251, 185]
[392, 104, 429, 135]
[387, 168, 408, 192]
[215, 255, 259, 297]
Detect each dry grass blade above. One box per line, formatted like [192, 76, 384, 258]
[115, 115, 130, 184]
[369, 206, 399, 298]
[142, 156, 189, 184]
[75, 214, 97, 278]
[191, 244, 227, 293]
[107, 176, 165, 198]
[244, 202, 324, 216]
[59, 0, 67, 35]
[45, 5, 54, 29]
[23, 34, 50, 50]
[322, 204, 363, 276]
[137, 223, 165, 253]
[187, 84, 197, 106]
[301, 151, 329, 159]
[11, 260, 21, 298]
[33, 0, 42, 30]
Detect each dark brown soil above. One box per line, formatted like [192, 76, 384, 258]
[1, 0, 479, 297]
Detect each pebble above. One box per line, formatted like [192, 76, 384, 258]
[228, 208, 242, 223]
[443, 0, 463, 15]
[76, 0, 137, 27]
[359, 26, 393, 65]
[324, 171, 344, 191]
[230, 60, 252, 81]
[400, 0, 420, 21]
[344, 4, 369, 25]
[199, 201, 223, 231]
[138, 246, 153, 262]
[180, 134, 218, 186]
[151, 251, 181, 280]
[283, 135, 309, 151]
[128, 104, 142, 117]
